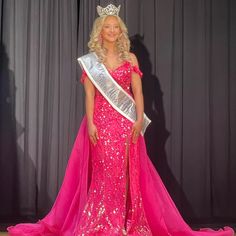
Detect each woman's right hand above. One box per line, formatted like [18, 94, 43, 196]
[88, 122, 99, 145]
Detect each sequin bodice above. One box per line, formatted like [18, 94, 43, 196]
[104, 61, 138, 95]
[80, 60, 143, 96]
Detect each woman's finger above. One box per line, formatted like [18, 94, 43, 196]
[132, 131, 137, 143]
[132, 130, 140, 143]
[89, 135, 96, 145]
[89, 136, 93, 144]
[93, 134, 97, 144]
[95, 130, 99, 140]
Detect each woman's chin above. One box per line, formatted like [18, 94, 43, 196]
[103, 38, 118, 43]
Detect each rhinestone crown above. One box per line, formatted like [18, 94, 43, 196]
[97, 4, 121, 17]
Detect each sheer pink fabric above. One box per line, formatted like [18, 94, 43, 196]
[7, 62, 234, 236]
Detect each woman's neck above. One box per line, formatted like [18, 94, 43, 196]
[103, 41, 117, 55]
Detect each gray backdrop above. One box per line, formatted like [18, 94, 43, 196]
[0, 0, 235, 228]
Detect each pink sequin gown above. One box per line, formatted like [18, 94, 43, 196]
[7, 61, 234, 236]
[75, 62, 151, 235]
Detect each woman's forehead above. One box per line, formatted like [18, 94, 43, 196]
[103, 16, 119, 24]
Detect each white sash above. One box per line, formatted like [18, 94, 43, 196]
[77, 52, 151, 135]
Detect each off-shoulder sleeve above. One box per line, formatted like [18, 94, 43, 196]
[131, 65, 143, 78]
[80, 69, 88, 84]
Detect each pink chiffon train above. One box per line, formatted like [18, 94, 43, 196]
[7, 115, 235, 236]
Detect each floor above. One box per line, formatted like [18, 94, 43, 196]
[1, 232, 236, 235]
[1, 225, 236, 235]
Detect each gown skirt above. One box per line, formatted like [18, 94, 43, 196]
[7, 62, 235, 236]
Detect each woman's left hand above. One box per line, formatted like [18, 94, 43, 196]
[131, 120, 143, 144]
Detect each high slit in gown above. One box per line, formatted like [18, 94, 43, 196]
[7, 60, 235, 236]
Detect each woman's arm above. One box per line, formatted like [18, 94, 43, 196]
[130, 53, 144, 143]
[83, 77, 99, 145]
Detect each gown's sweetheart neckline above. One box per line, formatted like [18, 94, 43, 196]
[80, 60, 143, 84]
[105, 61, 130, 72]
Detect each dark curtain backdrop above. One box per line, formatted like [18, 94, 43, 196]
[0, 0, 235, 228]
[0, 0, 81, 221]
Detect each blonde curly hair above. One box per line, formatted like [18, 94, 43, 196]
[88, 15, 131, 63]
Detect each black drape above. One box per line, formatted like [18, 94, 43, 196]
[0, 0, 235, 228]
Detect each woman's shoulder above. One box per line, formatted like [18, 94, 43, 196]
[129, 52, 139, 67]
[128, 52, 143, 78]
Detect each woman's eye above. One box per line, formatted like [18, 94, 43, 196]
[103, 25, 119, 29]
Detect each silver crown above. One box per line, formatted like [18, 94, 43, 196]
[97, 4, 121, 17]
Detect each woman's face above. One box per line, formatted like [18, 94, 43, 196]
[101, 16, 121, 43]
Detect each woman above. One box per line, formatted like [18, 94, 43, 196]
[7, 4, 235, 236]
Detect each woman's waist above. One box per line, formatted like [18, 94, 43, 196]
[95, 88, 132, 96]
